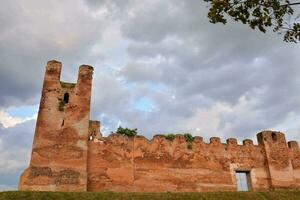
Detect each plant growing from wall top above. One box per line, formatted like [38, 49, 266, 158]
[116, 126, 138, 137]
[163, 134, 176, 141]
[184, 133, 194, 149]
[184, 133, 194, 143]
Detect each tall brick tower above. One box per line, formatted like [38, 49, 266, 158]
[257, 131, 296, 189]
[19, 60, 93, 191]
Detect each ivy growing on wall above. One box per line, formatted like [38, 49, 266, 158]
[58, 99, 65, 111]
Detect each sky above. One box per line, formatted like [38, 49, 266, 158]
[0, 0, 300, 190]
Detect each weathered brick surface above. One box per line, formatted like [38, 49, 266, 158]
[87, 134, 269, 192]
[19, 61, 300, 192]
[19, 61, 93, 191]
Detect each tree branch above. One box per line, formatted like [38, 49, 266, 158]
[281, 2, 300, 6]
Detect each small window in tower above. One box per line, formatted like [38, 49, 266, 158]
[64, 93, 69, 104]
[272, 132, 277, 141]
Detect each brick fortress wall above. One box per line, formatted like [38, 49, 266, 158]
[87, 131, 300, 192]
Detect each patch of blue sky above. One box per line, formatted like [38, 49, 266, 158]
[145, 82, 167, 92]
[134, 97, 155, 112]
[7, 105, 38, 118]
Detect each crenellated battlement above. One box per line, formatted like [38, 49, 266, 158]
[88, 131, 300, 160]
[226, 138, 238, 146]
[43, 60, 93, 89]
[89, 133, 265, 149]
[87, 131, 300, 192]
[288, 141, 299, 150]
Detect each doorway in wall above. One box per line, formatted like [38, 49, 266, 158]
[235, 171, 252, 191]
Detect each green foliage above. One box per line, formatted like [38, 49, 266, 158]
[116, 126, 138, 137]
[163, 134, 176, 141]
[58, 100, 65, 111]
[60, 81, 76, 88]
[284, 22, 300, 42]
[161, 133, 194, 149]
[184, 133, 194, 150]
[204, 0, 300, 42]
[184, 133, 194, 143]
[1, 191, 300, 200]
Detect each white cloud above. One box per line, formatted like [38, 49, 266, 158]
[181, 103, 232, 139]
[0, 110, 36, 128]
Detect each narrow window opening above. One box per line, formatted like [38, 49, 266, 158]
[272, 132, 277, 141]
[63, 93, 69, 103]
[235, 171, 252, 191]
[61, 119, 64, 127]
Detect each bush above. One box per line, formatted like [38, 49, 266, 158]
[116, 126, 137, 137]
[163, 134, 176, 141]
[184, 133, 194, 150]
[184, 133, 194, 143]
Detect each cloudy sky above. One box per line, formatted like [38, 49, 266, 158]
[0, 0, 300, 190]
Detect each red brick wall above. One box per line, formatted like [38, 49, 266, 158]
[19, 61, 93, 192]
[87, 133, 282, 192]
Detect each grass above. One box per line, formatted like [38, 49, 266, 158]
[1, 191, 300, 200]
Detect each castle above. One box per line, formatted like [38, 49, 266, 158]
[19, 60, 300, 192]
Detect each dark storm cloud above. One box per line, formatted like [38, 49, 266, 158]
[109, 0, 300, 138]
[0, 0, 107, 108]
[0, 0, 299, 138]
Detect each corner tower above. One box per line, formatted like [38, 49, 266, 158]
[257, 131, 296, 189]
[19, 60, 94, 191]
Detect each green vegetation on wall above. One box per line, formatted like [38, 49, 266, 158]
[58, 100, 65, 111]
[116, 126, 138, 137]
[184, 133, 194, 150]
[162, 134, 176, 141]
[183, 133, 194, 143]
[160, 133, 195, 149]
[60, 81, 76, 88]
